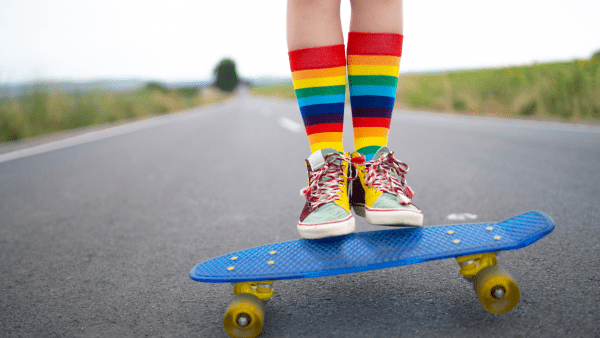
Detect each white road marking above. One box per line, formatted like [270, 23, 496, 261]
[447, 213, 478, 221]
[0, 104, 231, 164]
[279, 117, 302, 133]
[259, 108, 272, 117]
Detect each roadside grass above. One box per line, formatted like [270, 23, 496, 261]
[250, 83, 296, 100]
[250, 52, 600, 123]
[0, 84, 232, 143]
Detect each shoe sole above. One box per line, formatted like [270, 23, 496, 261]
[354, 203, 423, 226]
[297, 215, 355, 239]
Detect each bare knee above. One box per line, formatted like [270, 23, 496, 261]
[288, 0, 341, 14]
[351, 0, 401, 9]
[349, 0, 402, 33]
[287, 0, 344, 50]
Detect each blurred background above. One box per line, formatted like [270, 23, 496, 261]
[1, 3, 599, 336]
[1, 0, 599, 143]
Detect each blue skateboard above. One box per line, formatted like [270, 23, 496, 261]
[190, 211, 554, 338]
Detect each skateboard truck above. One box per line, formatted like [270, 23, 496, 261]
[457, 252, 497, 278]
[233, 281, 274, 301]
[456, 253, 520, 314]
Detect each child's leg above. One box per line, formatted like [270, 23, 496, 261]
[348, 0, 403, 160]
[287, 0, 344, 51]
[288, 1, 356, 239]
[347, 1, 421, 226]
[287, 0, 346, 154]
[349, 0, 403, 34]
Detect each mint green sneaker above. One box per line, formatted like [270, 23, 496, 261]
[298, 149, 355, 239]
[350, 146, 423, 226]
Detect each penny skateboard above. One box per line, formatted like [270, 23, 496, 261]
[190, 211, 554, 338]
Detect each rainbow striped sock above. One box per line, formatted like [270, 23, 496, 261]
[347, 32, 403, 160]
[288, 44, 347, 154]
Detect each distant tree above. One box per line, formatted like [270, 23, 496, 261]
[144, 82, 169, 93]
[213, 58, 239, 92]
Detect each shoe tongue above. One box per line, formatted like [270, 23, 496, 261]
[308, 148, 340, 170]
[372, 146, 390, 161]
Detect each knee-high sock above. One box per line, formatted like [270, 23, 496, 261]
[347, 32, 403, 160]
[288, 44, 347, 153]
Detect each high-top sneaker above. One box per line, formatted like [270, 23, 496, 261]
[350, 147, 423, 226]
[298, 149, 356, 239]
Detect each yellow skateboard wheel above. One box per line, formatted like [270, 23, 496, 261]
[223, 293, 265, 338]
[473, 265, 520, 314]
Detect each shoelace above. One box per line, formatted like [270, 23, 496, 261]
[300, 153, 357, 210]
[360, 152, 415, 205]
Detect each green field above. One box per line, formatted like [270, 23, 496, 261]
[0, 84, 232, 143]
[2, 54, 597, 144]
[251, 52, 600, 123]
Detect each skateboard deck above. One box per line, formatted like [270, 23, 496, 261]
[190, 211, 554, 283]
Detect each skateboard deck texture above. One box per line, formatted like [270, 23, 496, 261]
[190, 211, 554, 283]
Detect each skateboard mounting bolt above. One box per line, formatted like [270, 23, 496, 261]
[486, 227, 493, 231]
[270, 251, 276, 255]
[268, 261, 274, 265]
[458, 259, 475, 266]
[231, 257, 238, 260]
[228, 266, 235, 271]
[447, 230, 454, 235]
[494, 236, 501, 240]
[453, 239, 460, 244]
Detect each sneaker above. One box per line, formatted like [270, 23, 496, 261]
[350, 146, 423, 226]
[298, 149, 356, 239]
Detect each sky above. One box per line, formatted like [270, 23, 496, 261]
[1, 0, 599, 83]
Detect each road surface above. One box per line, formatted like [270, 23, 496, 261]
[1, 88, 599, 337]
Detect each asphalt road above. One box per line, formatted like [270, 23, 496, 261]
[1, 88, 599, 337]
